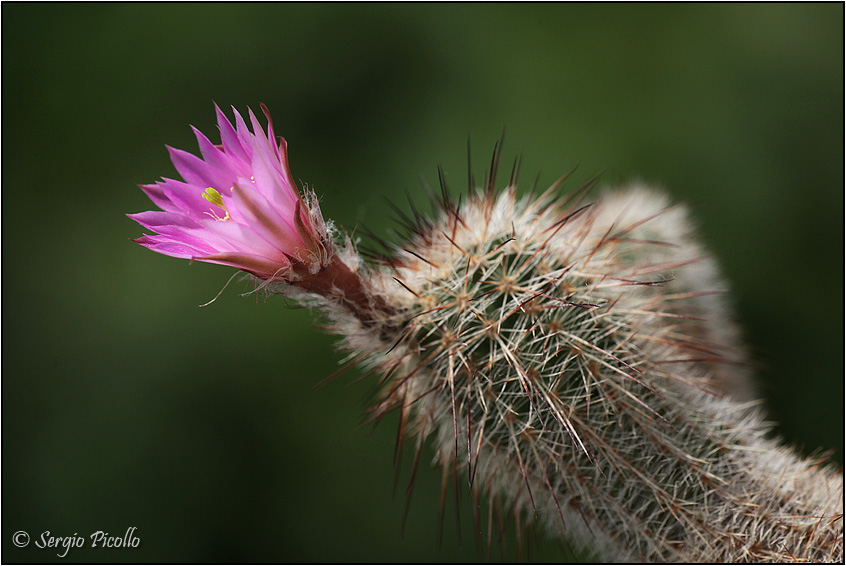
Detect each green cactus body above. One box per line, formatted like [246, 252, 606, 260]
[301, 183, 842, 562]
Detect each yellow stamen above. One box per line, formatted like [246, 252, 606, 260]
[202, 187, 226, 208]
[202, 187, 230, 221]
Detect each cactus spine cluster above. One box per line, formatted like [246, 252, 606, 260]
[282, 159, 843, 562]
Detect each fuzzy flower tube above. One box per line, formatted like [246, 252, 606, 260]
[130, 106, 843, 562]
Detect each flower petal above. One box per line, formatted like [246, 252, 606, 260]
[128, 210, 201, 230]
[153, 178, 218, 219]
[228, 182, 303, 255]
[215, 104, 250, 163]
[133, 234, 212, 260]
[167, 146, 232, 191]
[196, 251, 290, 278]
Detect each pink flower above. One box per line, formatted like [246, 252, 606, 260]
[129, 105, 329, 281]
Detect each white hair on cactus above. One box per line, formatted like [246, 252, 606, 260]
[312, 179, 842, 562]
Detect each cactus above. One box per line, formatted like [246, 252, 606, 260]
[131, 107, 843, 562]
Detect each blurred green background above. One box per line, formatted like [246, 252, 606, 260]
[3, 3, 842, 563]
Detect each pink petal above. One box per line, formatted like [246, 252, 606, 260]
[138, 183, 176, 213]
[231, 107, 256, 163]
[196, 251, 290, 278]
[128, 210, 199, 230]
[154, 178, 217, 219]
[133, 235, 212, 259]
[192, 125, 250, 182]
[215, 104, 250, 163]
[167, 146, 232, 191]
[228, 182, 303, 255]
[192, 217, 287, 261]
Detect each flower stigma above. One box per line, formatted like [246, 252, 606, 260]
[202, 187, 231, 221]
